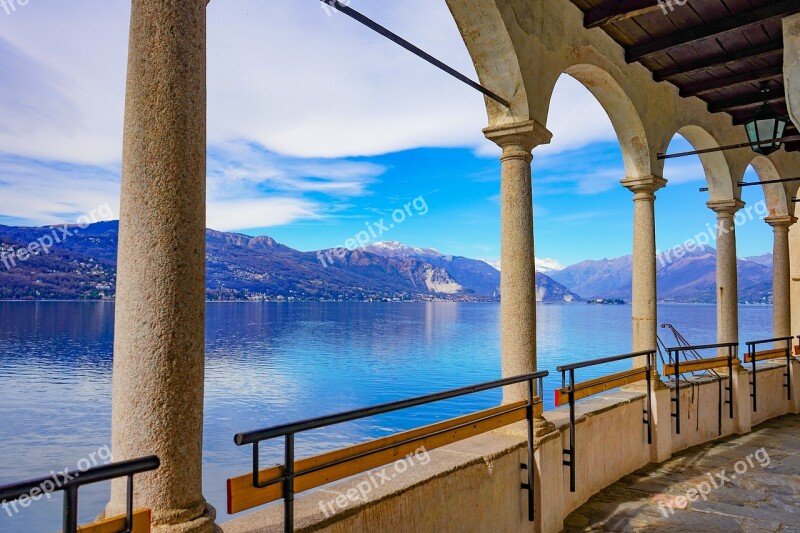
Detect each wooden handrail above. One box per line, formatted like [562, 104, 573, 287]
[74, 509, 151, 533]
[554, 368, 648, 406]
[663, 355, 741, 376]
[744, 348, 786, 363]
[228, 399, 541, 514]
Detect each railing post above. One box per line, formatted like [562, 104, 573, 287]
[63, 486, 78, 533]
[728, 346, 735, 419]
[674, 351, 681, 435]
[645, 353, 653, 445]
[523, 379, 535, 522]
[750, 343, 758, 412]
[284, 434, 295, 533]
[567, 369, 576, 493]
[786, 338, 793, 401]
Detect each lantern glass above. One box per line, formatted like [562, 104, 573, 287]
[745, 102, 788, 156]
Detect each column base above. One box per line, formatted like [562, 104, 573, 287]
[622, 380, 672, 463]
[533, 424, 564, 533]
[101, 503, 217, 533]
[790, 359, 800, 414]
[153, 504, 218, 533]
[732, 366, 752, 435]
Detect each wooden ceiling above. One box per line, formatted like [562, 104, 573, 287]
[568, 0, 800, 153]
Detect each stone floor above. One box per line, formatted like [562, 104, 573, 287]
[563, 414, 800, 532]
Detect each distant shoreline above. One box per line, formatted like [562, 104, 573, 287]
[0, 299, 773, 306]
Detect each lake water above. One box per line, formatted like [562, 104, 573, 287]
[0, 301, 774, 532]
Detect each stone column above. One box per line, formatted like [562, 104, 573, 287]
[708, 200, 749, 433]
[707, 200, 745, 346]
[621, 175, 672, 462]
[621, 175, 667, 361]
[790, 224, 800, 337]
[107, 1, 215, 531]
[484, 120, 552, 404]
[766, 216, 796, 339]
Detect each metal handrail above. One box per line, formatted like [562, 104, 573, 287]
[234, 372, 549, 532]
[666, 342, 739, 352]
[0, 456, 159, 533]
[236, 373, 548, 445]
[746, 336, 794, 411]
[556, 350, 656, 493]
[745, 336, 794, 347]
[666, 343, 738, 435]
[555, 349, 656, 372]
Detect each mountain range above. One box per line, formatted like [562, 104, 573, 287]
[0, 222, 579, 302]
[0, 222, 773, 304]
[548, 248, 773, 305]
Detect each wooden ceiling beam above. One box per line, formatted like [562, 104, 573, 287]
[784, 141, 800, 152]
[653, 41, 783, 82]
[679, 65, 784, 97]
[584, 0, 664, 29]
[627, 1, 800, 63]
[708, 87, 785, 113]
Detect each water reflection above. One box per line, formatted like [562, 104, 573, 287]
[0, 301, 773, 532]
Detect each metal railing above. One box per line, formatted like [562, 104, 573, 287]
[231, 372, 548, 532]
[0, 456, 159, 533]
[746, 336, 794, 411]
[555, 350, 655, 493]
[666, 342, 738, 435]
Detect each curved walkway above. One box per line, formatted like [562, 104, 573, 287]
[563, 414, 800, 532]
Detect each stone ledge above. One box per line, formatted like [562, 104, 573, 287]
[221, 432, 527, 533]
[544, 391, 647, 431]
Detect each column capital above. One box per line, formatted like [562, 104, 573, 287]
[621, 175, 667, 198]
[765, 215, 798, 230]
[483, 120, 552, 155]
[707, 199, 745, 217]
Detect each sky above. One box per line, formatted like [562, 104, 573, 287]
[0, 0, 774, 266]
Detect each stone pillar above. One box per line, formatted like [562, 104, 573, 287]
[785, 14, 800, 129]
[621, 176, 667, 360]
[484, 120, 552, 404]
[766, 216, 796, 339]
[790, 224, 800, 337]
[106, 1, 215, 531]
[620, 175, 671, 462]
[707, 200, 745, 347]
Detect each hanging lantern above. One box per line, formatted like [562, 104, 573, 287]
[744, 82, 790, 156]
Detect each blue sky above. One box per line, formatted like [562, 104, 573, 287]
[0, 1, 773, 266]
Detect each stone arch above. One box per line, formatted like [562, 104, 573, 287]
[748, 155, 790, 217]
[446, 0, 530, 123]
[669, 125, 735, 201]
[559, 63, 651, 179]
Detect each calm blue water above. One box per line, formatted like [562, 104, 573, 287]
[0, 301, 773, 532]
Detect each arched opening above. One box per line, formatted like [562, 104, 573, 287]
[530, 71, 643, 382]
[446, 0, 530, 121]
[673, 125, 734, 201]
[749, 156, 790, 218]
[562, 64, 651, 179]
[655, 131, 774, 344]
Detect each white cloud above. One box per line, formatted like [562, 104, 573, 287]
[540, 75, 618, 155]
[0, 156, 121, 226]
[0, 1, 620, 165]
[0, 1, 624, 230]
[207, 198, 321, 232]
[207, 142, 385, 200]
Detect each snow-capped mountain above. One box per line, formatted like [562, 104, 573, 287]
[536, 258, 566, 274]
[481, 258, 565, 274]
[482, 259, 502, 271]
[364, 241, 443, 259]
